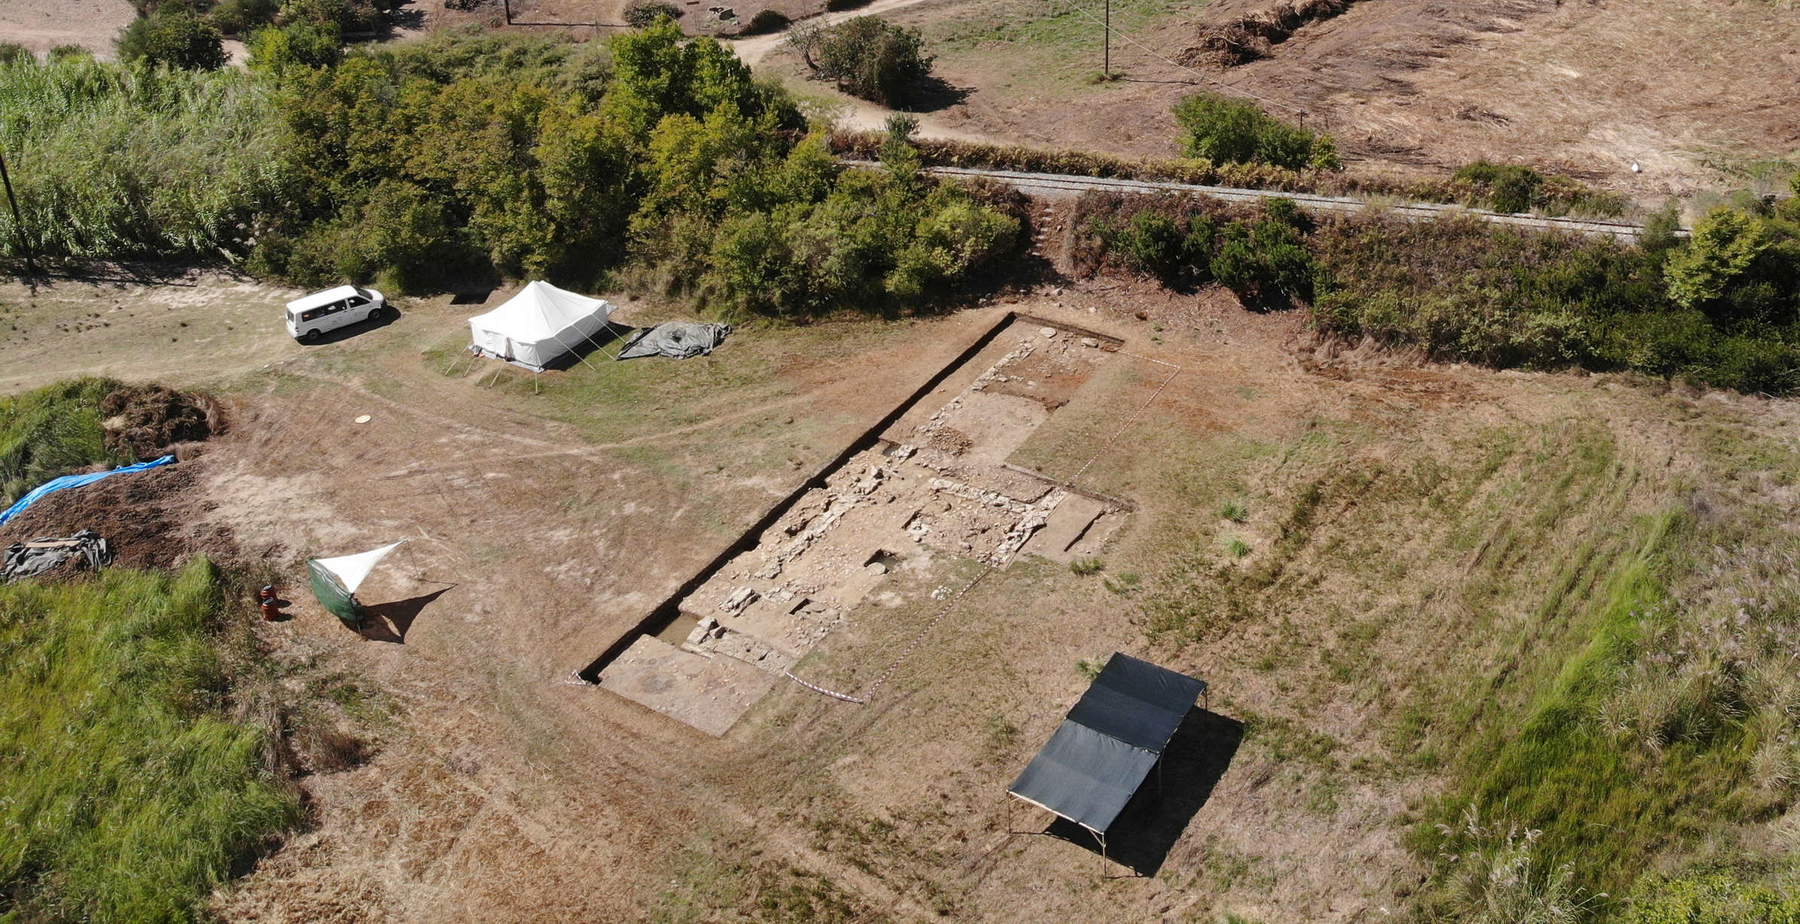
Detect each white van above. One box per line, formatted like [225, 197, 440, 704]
[285, 285, 387, 342]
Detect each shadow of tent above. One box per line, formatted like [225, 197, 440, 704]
[535, 323, 633, 371]
[1043, 708, 1245, 877]
[358, 586, 454, 644]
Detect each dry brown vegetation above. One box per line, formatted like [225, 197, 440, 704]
[5, 254, 1798, 919]
[856, 0, 1800, 201]
[1179, 0, 1360, 67]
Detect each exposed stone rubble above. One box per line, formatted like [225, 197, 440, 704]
[601, 322, 1131, 735]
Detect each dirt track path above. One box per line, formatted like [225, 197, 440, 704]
[726, 0, 938, 66]
[725, 0, 999, 144]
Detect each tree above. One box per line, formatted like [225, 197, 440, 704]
[279, 0, 387, 34]
[246, 21, 342, 74]
[797, 17, 934, 107]
[116, 10, 227, 70]
[208, 0, 280, 35]
[1666, 208, 1769, 311]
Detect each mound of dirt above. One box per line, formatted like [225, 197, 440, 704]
[1181, 0, 1360, 67]
[100, 384, 220, 461]
[0, 459, 235, 571]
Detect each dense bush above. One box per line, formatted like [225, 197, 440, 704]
[0, 22, 1018, 311]
[0, 55, 287, 259]
[741, 9, 791, 34]
[1624, 873, 1800, 924]
[208, 0, 281, 34]
[1453, 160, 1626, 216]
[1454, 161, 1543, 214]
[245, 20, 343, 72]
[1068, 178, 1800, 393]
[1173, 92, 1339, 170]
[1073, 192, 1312, 306]
[1312, 203, 1800, 392]
[279, 0, 388, 34]
[116, 9, 227, 70]
[795, 17, 934, 107]
[623, 0, 682, 27]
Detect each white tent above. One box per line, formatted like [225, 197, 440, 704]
[468, 281, 617, 370]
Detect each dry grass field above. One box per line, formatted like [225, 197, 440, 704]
[757, 0, 1800, 202]
[4, 2, 1799, 919]
[5, 241, 1796, 919]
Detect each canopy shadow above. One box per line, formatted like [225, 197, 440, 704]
[1043, 707, 1244, 876]
[359, 585, 455, 644]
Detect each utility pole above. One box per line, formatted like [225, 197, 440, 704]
[1103, 0, 1111, 77]
[502, 0, 512, 23]
[0, 147, 34, 276]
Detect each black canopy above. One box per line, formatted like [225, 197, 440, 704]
[1008, 653, 1206, 835]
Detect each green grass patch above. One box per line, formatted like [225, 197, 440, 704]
[1416, 511, 1766, 914]
[920, 0, 1205, 90]
[0, 376, 125, 504]
[0, 560, 299, 922]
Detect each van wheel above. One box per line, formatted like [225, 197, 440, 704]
[300, 329, 320, 343]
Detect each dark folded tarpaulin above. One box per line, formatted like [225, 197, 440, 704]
[0, 455, 176, 527]
[1009, 652, 1206, 835]
[616, 322, 732, 360]
[2, 529, 112, 582]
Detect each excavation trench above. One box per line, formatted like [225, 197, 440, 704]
[578, 313, 1130, 735]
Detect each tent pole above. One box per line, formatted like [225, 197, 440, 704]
[577, 322, 627, 362]
[548, 328, 607, 375]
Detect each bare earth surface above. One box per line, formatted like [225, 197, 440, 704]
[768, 0, 1800, 200]
[0, 0, 135, 57]
[6, 220, 1796, 919]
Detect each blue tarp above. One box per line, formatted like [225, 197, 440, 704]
[0, 455, 177, 527]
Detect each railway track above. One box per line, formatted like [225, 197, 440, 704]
[845, 161, 1667, 241]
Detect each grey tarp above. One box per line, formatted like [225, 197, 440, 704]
[2, 530, 112, 582]
[616, 322, 732, 360]
[1009, 652, 1206, 834]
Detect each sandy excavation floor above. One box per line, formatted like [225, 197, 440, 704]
[600, 317, 1131, 735]
[6, 250, 1799, 921]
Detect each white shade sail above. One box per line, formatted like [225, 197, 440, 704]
[311, 541, 405, 594]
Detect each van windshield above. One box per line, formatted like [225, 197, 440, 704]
[353, 286, 372, 300]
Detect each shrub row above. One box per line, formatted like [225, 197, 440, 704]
[0, 26, 1023, 319]
[1067, 191, 1314, 307]
[827, 131, 1628, 218]
[1068, 180, 1800, 394]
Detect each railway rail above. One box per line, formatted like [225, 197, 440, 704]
[845, 161, 1671, 241]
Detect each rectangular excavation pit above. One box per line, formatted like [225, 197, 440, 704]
[584, 313, 1132, 735]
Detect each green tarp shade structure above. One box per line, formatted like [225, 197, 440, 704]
[307, 541, 404, 628]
